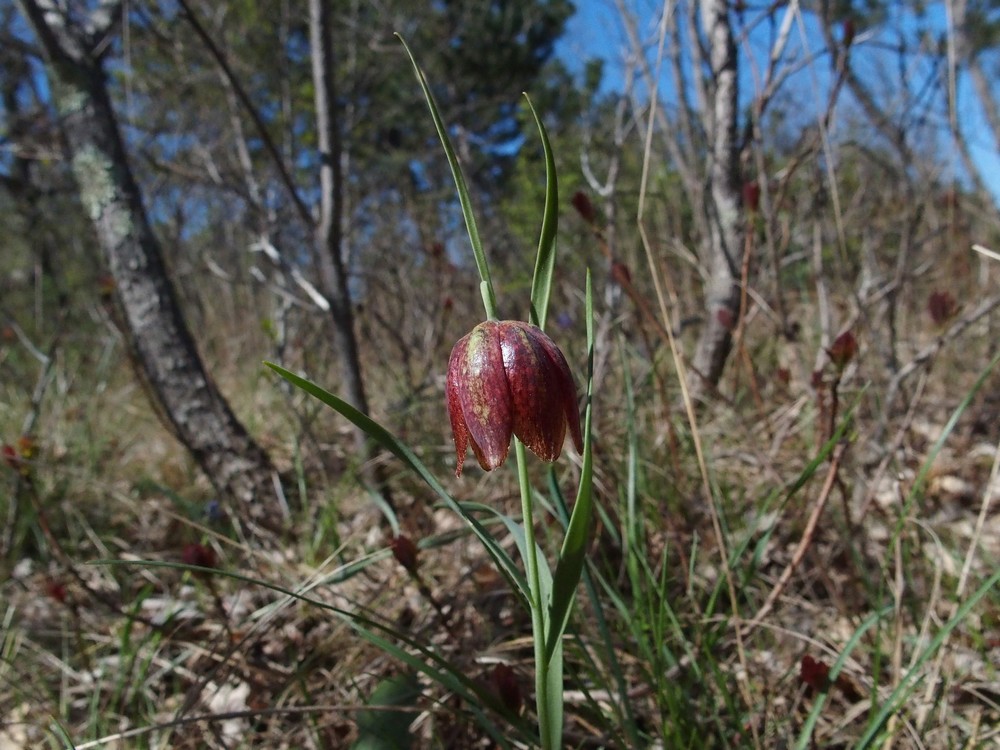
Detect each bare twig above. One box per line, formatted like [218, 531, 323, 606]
[972, 243, 1000, 263]
[749, 440, 847, 627]
[175, 0, 313, 228]
[876, 291, 1000, 441]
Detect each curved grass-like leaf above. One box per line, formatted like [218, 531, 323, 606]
[97, 559, 526, 747]
[397, 34, 497, 320]
[545, 271, 594, 665]
[524, 94, 558, 330]
[352, 672, 421, 750]
[460, 501, 552, 604]
[793, 605, 891, 750]
[542, 635, 564, 750]
[264, 362, 528, 607]
[886, 351, 1000, 554]
[851, 568, 1000, 748]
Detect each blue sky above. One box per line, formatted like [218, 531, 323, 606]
[557, 0, 1000, 205]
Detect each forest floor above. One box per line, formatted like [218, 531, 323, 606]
[2, 293, 1000, 749]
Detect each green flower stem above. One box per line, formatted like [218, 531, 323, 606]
[480, 280, 497, 321]
[515, 438, 556, 749]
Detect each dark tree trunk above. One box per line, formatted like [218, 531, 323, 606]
[18, 0, 284, 528]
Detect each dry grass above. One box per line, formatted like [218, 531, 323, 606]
[3, 236, 999, 749]
[2, 130, 1000, 748]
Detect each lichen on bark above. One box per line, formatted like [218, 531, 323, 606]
[71, 144, 117, 223]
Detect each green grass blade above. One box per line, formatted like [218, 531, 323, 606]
[579, 565, 643, 746]
[340, 619, 520, 749]
[620, 335, 642, 586]
[794, 604, 892, 750]
[49, 721, 75, 749]
[853, 568, 1000, 748]
[396, 34, 497, 319]
[102, 559, 526, 747]
[264, 362, 528, 607]
[545, 271, 594, 665]
[543, 636, 564, 750]
[351, 672, 421, 750]
[524, 94, 558, 329]
[886, 351, 1000, 558]
[460, 500, 548, 609]
[729, 394, 862, 576]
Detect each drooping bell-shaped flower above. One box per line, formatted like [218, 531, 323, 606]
[447, 320, 583, 476]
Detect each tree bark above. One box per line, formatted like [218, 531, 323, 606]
[17, 0, 284, 527]
[690, 0, 744, 397]
[309, 0, 371, 455]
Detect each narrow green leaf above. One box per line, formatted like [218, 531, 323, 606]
[733, 395, 861, 571]
[886, 351, 1000, 559]
[460, 500, 551, 617]
[263, 362, 528, 607]
[396, 34, 497, 319]
[351, 673, 420, 750]
[545, 271, 595, 665]
[545, 470, 570, 527]
[852, 568, 1000, 748]
[48, 721, 75, 749]
[621, 335, 642, 586]
[342, 625, 519, 748]
[579, 562, 643, 747]
[542, 636, 564, 750]
[794, 605, 892, 750]
[98, 559, 525, 747]
[525, 94, 558, 329]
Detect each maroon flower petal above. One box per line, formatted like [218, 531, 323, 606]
[391, 535, 420, 572]
[530, 324, 583, 454]
[447, 333, 473, 476]
[452, 322, 514, 472]
[828, 330, 857, 371]
[501, 323, 564, 462]
[502, 322, 582, 462]
[447, 319, 581, 476]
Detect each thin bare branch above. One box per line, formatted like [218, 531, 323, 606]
[175, 0, 313, 229]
